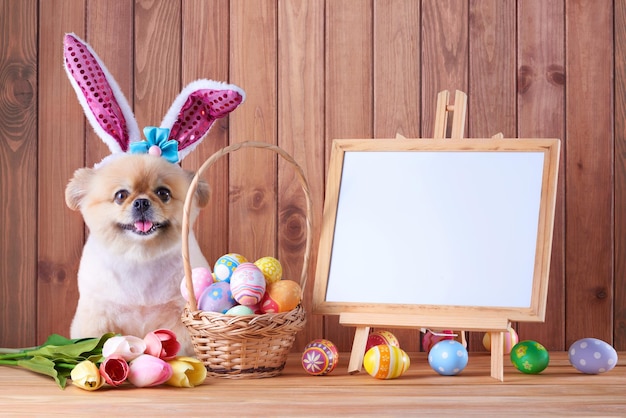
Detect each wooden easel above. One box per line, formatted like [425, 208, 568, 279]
[344, 90, 509, 381]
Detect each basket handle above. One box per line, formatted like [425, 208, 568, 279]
[182, 141, 313, 312]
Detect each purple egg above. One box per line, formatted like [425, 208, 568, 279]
[197, 282, 236, 313]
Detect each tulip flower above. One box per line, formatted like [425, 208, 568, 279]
[102, 335, 146, 361]
[128, 354, 173, 387]
[71, 360, 104, 391]
[143, 329, 180, 361]
[165, 357, 207, 388]
[99, 355, 129, 387]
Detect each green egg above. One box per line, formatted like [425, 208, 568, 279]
[510, 340, 549, 374]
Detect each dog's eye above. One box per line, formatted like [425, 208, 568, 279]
[156, 187, 171, 203]
[114, 190, 129, 205]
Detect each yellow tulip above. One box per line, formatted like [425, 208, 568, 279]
[71, 360, 104, 391]
[165, 357, 207, 388]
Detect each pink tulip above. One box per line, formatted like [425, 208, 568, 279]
[102, 335, 146, 361]
[144, 329, 181, 360]
[99, 355, 129, 387]
[128, 354, 173, 387]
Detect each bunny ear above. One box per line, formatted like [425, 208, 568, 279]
[160, 79, 245, 161]
[63, 33, 140, 153]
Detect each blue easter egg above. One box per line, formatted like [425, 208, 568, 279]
[428, 340, 468, 376]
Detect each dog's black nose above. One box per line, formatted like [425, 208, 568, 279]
[133, 198, 151, 212]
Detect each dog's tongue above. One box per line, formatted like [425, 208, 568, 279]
[134, 220, 153, 233]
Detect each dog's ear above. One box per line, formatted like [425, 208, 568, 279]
[65, 167, 94, 210]
[188, 173, 210, 209]
[160, 79, 245, 162]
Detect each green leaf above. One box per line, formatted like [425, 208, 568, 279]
[17, 356, 65, 389]
[25, 333, 116, 361]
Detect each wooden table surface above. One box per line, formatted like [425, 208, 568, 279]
[1, 351, 624, 417]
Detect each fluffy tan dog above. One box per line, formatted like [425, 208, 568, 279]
[62, 33, 244, 355]
[66, 154, 209, 354]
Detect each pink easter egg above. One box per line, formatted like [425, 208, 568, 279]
[422, 330, 456, 353]
[365, 330, 400, 354]
[230, 262, 266, 306]
[180, 267, 214, 301]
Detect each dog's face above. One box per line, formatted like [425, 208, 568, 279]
[65, 154, 209, 259]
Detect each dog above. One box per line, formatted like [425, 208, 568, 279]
[62, 33, 244, 355]
[66, 153, 209, 354]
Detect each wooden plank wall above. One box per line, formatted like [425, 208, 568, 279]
[1, 0, 624, 353]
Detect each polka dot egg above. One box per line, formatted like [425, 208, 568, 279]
[214, 253, 248, 283]
[568, 338, 618, 374]
[363, 345, 410, 379]
[428, 340, 468, 376]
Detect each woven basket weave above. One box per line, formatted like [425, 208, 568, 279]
[180, 141, 312, 378]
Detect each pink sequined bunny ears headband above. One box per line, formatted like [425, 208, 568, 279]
[63, 33, 245, 165]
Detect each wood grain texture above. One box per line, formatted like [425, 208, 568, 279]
[516, 0, 566, 350]
[36, 0, 85, 343]
[277, 0, 325, 351]
[372, 0, 422, 351]
[466, 0, 516, 351]
[2, 0, 626, 353]
[421, 0, 468, 138]
[373, 0, 421, 139]
[616, 0, 626, 349]
[0, 352, 625, 416]
[565, 0, 613, 347]
[85, 0, 134, 168]
[229, 0, 278, 259]
[0, 0, 38, 347]
[134, 0, 181, 130]
[180, 0, 231, 266]
[324, 0, 373, 352]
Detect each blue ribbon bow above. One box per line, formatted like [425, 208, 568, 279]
[129, 127, 179, 163]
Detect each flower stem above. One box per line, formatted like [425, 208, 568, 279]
[0, 360, 18, 366]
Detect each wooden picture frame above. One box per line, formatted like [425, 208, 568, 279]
[313, 138, 561, 380]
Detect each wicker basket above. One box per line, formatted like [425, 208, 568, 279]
[180, 141, 312, 379]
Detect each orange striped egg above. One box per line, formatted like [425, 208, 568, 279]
[363, 345, 410, 379]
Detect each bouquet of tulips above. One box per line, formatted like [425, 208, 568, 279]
[0, 329, 206, 390]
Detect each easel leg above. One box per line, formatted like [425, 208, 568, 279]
[348, 326, 370, 374]
[490, 331, 504, 381]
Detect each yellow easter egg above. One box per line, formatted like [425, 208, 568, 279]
[363, 345, 410, 379]
[254, 256, 283, 284]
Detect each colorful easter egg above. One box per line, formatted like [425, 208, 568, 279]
[214, 253, 248, 283]
[365, 331, 400, 354]
[197, 282, 236, 313]
[180, 267, 214, 302]
[225, 305, 255, 315]
[363, 345, 410, 379]
[230, 262, 267, 306]
[482, 327, 519, 354]
[510, 340, 549, 374]
[422, 329, 456, 353]
[302, 339, 339, 376]
[260, 280, 302, 313]
[254, 256, 283, 284]
[428, 340, 468, 376]
[568, 338, 618, 374]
